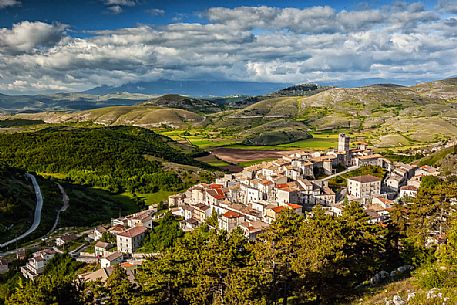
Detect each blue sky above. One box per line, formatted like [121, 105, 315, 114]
[0, 0, 438, 31]
[0, 0, 456, 94]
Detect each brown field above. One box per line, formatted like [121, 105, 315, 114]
[211, 147, 299, 163]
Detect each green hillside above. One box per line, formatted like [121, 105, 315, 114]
[139, 94, 222, 113]
[205, 78, 457, 147]
[0, 126, 211, 194]
[0, 168, 140, 247]
[6, 78, 457, 148]
[10, 105, 204, 129]
[0, 165, 39, 243]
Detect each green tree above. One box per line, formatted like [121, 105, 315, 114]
[251, 209, 304, 304]
[105, 266, 136, 305]
[6, 254, 82, 305]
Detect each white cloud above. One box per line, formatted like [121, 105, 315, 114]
[438, 0, 457, 13]
[103, 0, 136, 14]
[107, 5, 122, 14]
[0, 3, 456, 94]
[0, 21, 67, 54]
[147, 8, 165, 16]
[0, 0, 20, 9]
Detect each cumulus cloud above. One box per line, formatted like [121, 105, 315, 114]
[0, 0, 20, 9]
[0, 3, 456, 94]
[0, 21, 67, 54]
[438, 0, 457, 13]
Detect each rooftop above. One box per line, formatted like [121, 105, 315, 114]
[95, 241, 111, 249]
[117, 226, 147, 238]
[105, 251, 123, 262]
[271, 206, 287, 213]
[223, 210, 242, 218]
[401, 185, 418, 191]
[357, 154, 383, 160]
[348, 175, 382, 183]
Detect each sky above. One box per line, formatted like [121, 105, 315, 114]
[0, 0, 456, 94]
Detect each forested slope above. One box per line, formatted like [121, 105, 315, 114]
[0, 126, 210, 193]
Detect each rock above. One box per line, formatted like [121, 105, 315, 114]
[427, 288, 440, 299]
[392, 295, 405, 305]
[379, 270, 389, 278]
[407, 292, 416, 301]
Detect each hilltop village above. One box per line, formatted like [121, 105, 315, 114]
[168, 134, 439, 239]
[10, 134, 441, 283]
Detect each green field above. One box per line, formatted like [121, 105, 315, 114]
[223, 133, 339, 151]
[162, 128, 340, 151]
[195, 154, 231, 167]
[118, 190, 177, 206]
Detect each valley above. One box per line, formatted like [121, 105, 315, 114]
[0, 77, 456, 305]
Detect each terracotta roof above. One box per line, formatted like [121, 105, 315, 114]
[348, 175, 381, 183]
[261, 180, 273, 185]
[276, 183, 288, 188]
[117, 226, 147, 238]
[223, 211, 242, 218]
[210, 183, 223, 189]
[287, 203, 302, 209]
[272, 206, 287, 213]
[206, 189, 225, 200]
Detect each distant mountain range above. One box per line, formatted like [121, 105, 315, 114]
[0, 77, 455, 114]
[83, 80, 292, 96]
[0, 92, 157, 114]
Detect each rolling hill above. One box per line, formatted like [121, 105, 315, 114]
[10, 105, 204, 129]
[139, 94, 222, 113]
[3, 78, 457, 148]
[206, 78, 457, 147]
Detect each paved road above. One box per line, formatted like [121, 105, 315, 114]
[0, 174, 43, 249]
[318, 166, 359, 182]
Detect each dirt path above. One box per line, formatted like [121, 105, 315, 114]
[48, 183, 70, 234]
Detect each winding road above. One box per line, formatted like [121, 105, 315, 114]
[0, 173, 43, 249]
[48, 183, 70, 234]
